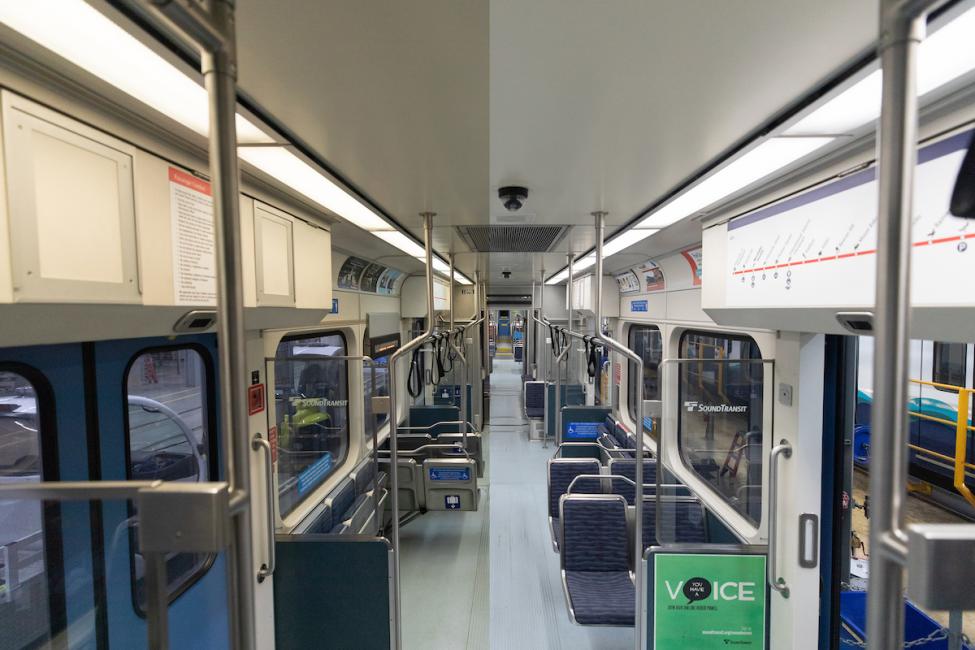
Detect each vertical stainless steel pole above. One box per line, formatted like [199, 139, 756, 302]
[529, 280, 536, 379]
[540, 269, 548, 381]
[566, 253, 574, 386]
[867, 1, 929, 647]
[473, 271, 481, 429]
[121, 2, 253, 646]
[593, 211, 607, 406]
[201, 4, 254, 648]
[387, 213, 436, 650]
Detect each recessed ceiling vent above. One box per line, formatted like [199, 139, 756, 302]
[456, 225, 569, 252]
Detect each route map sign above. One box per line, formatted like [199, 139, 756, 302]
[646, 547, 767, 650]
[724, 129, 974, 308]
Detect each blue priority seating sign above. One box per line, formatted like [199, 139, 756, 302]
[566, 422, 600, 440]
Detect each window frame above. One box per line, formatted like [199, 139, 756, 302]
[274, 329, 351, 518]
[932, 341, 968, 388]
[0, 362, 67, 641]
[121, 344, 218, 615]
[676, 329, 766, 528]
[627, 323, 662, 435]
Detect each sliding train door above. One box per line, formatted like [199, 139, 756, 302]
[0, 335, 231, 649]
[90, 334, 229, 648]
[0, 343, 97, 648]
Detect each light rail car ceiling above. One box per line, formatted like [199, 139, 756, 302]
[232, 0, 881, 284]
[11, 0, 964, 286]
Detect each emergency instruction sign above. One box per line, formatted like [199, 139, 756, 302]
[647, 548, 767, 649]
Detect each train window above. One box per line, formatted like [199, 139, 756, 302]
[274, 332, 350, 517]
[932, 342, 967, 387]
[125, 348, 214, 611]
[678, 331, 764, 526]
[0, 370, 54, 648]
[627, 325, 662, 437]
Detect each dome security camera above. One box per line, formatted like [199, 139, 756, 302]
[498, 186, 528, 212]
[502, 270, 512, 279]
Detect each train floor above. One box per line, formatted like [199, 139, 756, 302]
[399, 357, 633, 649]
[850, 469, 975, 639]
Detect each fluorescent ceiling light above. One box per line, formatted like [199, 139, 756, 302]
[430, 258, 451, 274]
[240, 147, 390, 231]
[786, 6, 975, 135]
[373, 230, 426, 257]
[453, 272, 473, 285]
[0, 0, 270, 143]
[546, 269, 569, 285]
[601, 228, 658, 256]
[636, 136, 832, 229]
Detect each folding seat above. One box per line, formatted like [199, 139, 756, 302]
[547, 458, 601, 551]
[559, 495, 634, 626]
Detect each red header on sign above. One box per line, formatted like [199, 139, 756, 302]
[169, 166, 212, 196]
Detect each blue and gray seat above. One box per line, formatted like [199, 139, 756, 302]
[560, 495, 634, 626]
[548, 458, 602, 550]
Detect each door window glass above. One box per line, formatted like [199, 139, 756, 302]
[0, 370, 52, 648]
[678, 332, 765, 525]
[274, 332, 350, 517]
[932, 342, 967, 387]
[125, 348, 212, 609]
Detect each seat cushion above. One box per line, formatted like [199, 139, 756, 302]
[565, 571, 635, 625]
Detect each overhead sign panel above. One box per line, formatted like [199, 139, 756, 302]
[723, 129, 975, 308]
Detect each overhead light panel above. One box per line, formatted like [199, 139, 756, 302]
[240, 147, 391, 231]
[373, 230, 426, 257]
[0, 0, 270, 143]
[786, 6, 975, 135]
[453, 272, 473, 285]
[601, 228, 658, 256]
[636, 136, 832, 229]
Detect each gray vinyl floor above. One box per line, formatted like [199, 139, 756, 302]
[400, 358, 633, 650]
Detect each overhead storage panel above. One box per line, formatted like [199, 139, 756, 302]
[1, 91, 139, 304]
[254, 201, 296, 307]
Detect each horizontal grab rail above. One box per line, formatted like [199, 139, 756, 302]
[376, 443, 472, 460]
[566, 473, 684, 495]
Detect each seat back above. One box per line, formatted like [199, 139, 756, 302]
[326, 478, 356, 520]
[294, 501, 332, 534]
[560, 495, 629, 572]
[608, 458, 657, 504]
[642, 496, 708, 549]
[353, 460, 377, 495]
[548, 459, 601, 518]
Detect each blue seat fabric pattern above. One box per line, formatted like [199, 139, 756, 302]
[609, 459, 657, 504]
[565, 572, 635, 625]
[548, 460, 601, 518]
[562, 497, 634, 626]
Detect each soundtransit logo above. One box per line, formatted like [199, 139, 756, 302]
[684, 401, 747, 413]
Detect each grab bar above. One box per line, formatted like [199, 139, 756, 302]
[251, 433, 275, 583]
[565, 473, 684, 495]
[768, 439, 792, 598]
[377, 443, 472, 460]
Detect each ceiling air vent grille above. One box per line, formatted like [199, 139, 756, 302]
[456, 225, 569, 252]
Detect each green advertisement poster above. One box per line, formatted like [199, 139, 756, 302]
[649, 551, 767, 649]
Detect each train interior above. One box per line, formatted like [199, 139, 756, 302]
[2, 1, 975, 649]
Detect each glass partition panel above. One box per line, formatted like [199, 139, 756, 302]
[274, 332, 349, 518]
[628, 324, 662, 438]
[675, 332, 767, 528]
